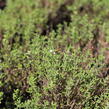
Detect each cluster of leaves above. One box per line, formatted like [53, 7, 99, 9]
[0, 0, 109, 109]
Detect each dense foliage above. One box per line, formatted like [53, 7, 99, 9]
[0, 0, 109, 108]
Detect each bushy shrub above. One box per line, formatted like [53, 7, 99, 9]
[0, 0, 109, 109]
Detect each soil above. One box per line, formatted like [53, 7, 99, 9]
[41, 0, 74, 35]
[0, 0, 6, 10]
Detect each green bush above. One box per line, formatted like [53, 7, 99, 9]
[0, 0, 109, 109]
